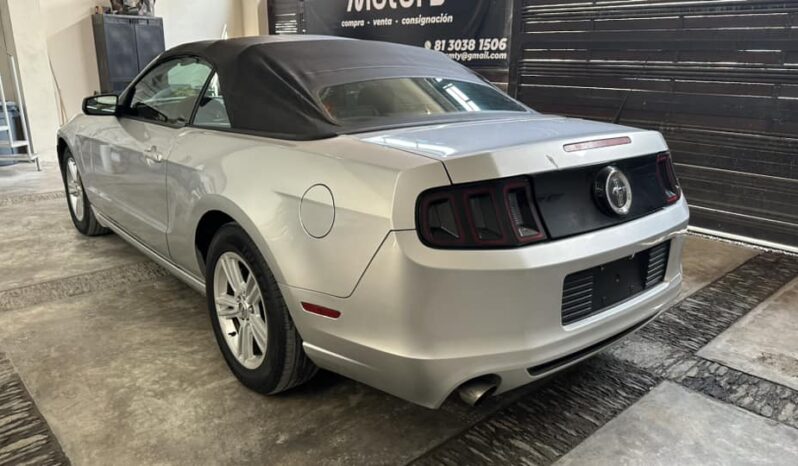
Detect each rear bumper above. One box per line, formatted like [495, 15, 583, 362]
[283, 198, 689, 408]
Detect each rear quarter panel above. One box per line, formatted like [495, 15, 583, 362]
[165, 129, 448, 298]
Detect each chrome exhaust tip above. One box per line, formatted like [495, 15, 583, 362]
[458, 375, 500, 407]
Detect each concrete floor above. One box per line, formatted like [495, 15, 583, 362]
[1, 159, 797, 465]
[557, 382, 798, 465]
[699, 276, 798, 391]
[677, 235, 759, 299]
[0, 198, 143, 291]
[0, 161, 61, 199]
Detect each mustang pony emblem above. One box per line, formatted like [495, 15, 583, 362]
[594, 166, 633, 216]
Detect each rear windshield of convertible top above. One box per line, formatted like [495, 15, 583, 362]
[319, 78, 527, 125]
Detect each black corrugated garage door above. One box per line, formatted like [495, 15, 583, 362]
[514, 0, 798, 248]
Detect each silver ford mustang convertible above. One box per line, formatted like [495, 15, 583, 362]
[57, 36, 688, 408]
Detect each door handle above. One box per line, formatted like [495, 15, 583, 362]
[144, 145, 163, 163]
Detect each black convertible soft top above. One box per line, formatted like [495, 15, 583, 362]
[157, 36, 489, 140]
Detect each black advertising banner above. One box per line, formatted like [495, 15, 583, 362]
[304, 0, 512, 68]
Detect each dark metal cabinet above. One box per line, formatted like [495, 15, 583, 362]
[92, 14, 165, 93]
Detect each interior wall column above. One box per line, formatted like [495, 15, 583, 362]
[0, 0, 60, 157]
[241, 0, 270, 36]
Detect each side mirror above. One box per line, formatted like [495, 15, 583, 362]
[83, 94, 118, 116]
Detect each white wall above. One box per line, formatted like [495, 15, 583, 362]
[43, 0, 101, 126]
[41, 0, 246, 119]
[158, 0, 243, 47]
[1, 0, 61, 155]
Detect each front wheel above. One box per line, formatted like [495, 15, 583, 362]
[206, 223, 317, 394]
[60, 149, 109, 236]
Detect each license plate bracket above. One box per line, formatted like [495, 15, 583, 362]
[561, 242, 669, 325]
[592, 253, 648, 310]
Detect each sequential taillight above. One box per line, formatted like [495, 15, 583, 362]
[656, 152, 682, 204]
[417, 177, 547, 249]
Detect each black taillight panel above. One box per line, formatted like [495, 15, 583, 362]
[418, 152, 681, 248]
[656, 152, 682, 204]
[417, 177, 548, 249]
[534, 152, 681, 240]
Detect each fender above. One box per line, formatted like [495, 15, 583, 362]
[182, 194, 289, 286]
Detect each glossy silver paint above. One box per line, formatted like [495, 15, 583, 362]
[58, 111, 688, 408]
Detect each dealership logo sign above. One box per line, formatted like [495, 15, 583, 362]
[594, 166, 633, 216]
[308, 0, 510, 67]
[348, 0, 445, 12]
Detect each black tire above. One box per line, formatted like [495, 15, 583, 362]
[60, 149, 110, 236]
[206, 223, 317, 394]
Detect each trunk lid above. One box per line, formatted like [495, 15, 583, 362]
[357, 114, 668, 183]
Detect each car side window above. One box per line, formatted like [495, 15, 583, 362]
[123, 57, 212, 126]
[193, 73, 231, 129]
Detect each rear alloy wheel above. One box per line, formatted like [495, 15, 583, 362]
[61, 149, 109, 236]
[213, 251, 269, 370]
[206, 224, 317, 394]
